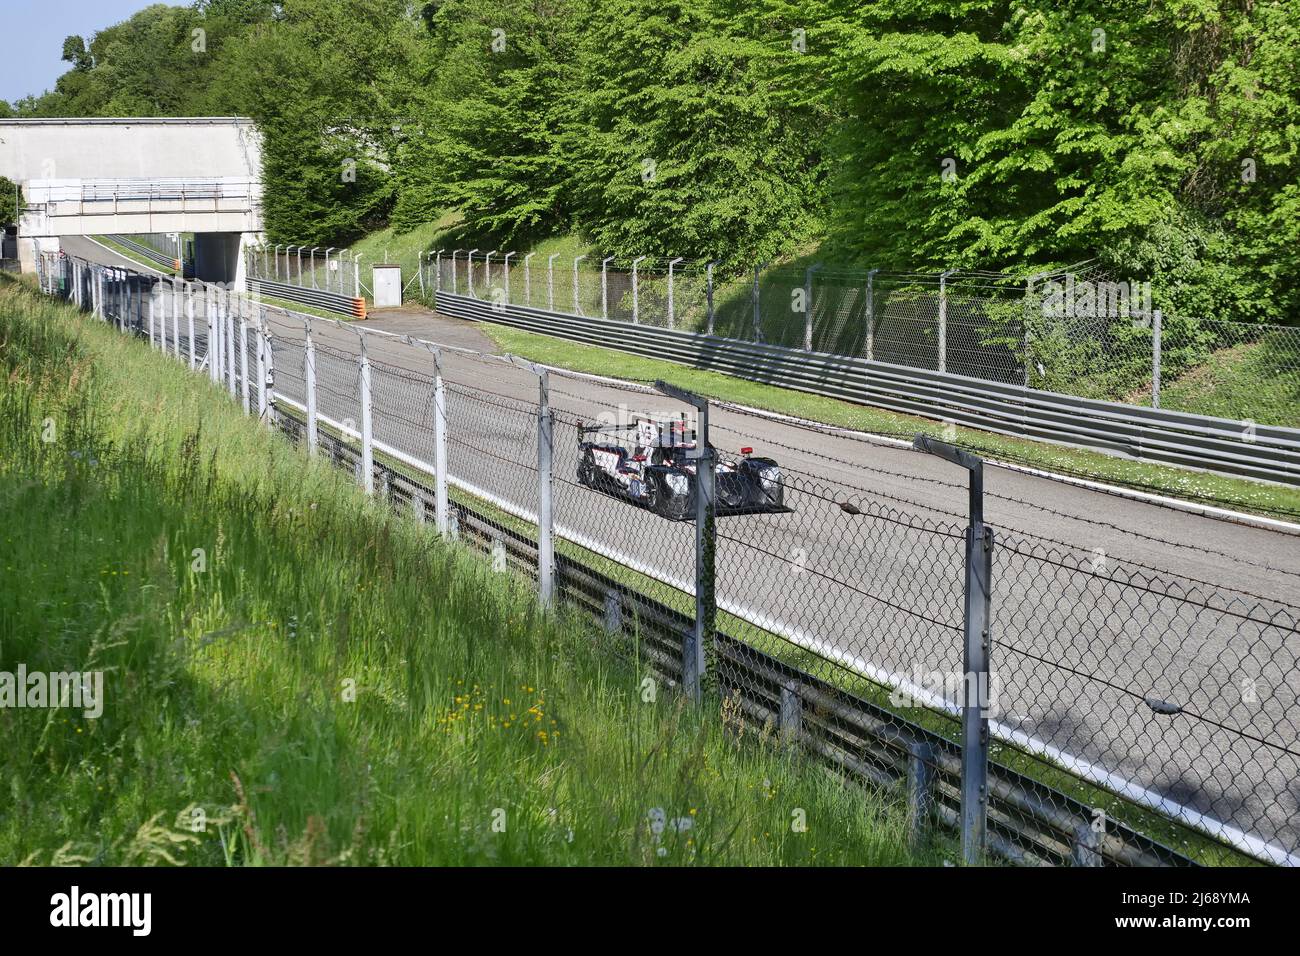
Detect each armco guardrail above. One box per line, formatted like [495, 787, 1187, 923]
[273, 412, 1193, 868]
[437, 291, 1300, 486]
[105, 234, 181, 272]
[253, 278, 366, 319]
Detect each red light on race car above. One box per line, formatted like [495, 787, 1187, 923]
[633, 454, 647, 462]
[741, 447, 753, 455]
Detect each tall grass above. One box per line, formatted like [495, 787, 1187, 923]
[0, 279, 931, 866]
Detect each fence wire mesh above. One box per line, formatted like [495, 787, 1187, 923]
[430, 251, 1300, 427]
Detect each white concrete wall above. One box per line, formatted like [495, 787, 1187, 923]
[0, 118, 263, 240]
[0, 118, 261, 183]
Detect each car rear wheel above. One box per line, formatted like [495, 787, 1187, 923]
[578, 450, 596, 488]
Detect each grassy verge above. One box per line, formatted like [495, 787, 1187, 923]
[477, 322, 1300, 519]
[0, 276, 931, 866]
[93, 236, 176, 276]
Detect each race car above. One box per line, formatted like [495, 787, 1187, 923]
[576, 414, 787, 519]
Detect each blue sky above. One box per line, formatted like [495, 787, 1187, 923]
[1, 0, 167, 103]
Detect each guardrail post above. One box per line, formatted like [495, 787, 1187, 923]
[906, 740, 937, 851]
[866, 268, 879, 361]
[1072, 821, 1103, 867]
[239, 306, 251, 414]
[656, 381, 714, 704]
[358, 337, 374, 495]
[631, 256, 647, 324]
[939, 269, 956, 374]
[537, 368, 555, 609]
[912, 434, 992, 865]
[778, 681, 802, 744]
[1152, 309, 1162, 409]
[300, 320, 316, 452]
[667, 257, 684, 328]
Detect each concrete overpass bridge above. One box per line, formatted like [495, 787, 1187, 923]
[0, 117, 263, 286]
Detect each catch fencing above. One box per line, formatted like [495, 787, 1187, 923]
[243, 242, 367, 318]
[418, 252, 1300, 430]
[36, 250, 1300, 868]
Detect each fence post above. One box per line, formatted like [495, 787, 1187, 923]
[239, 307, 251, 415]
[148, 292, 157, 349]
[667, 257, 684, 328]
[467, 249, 479, 297]
[601, 256, 615, 319]
[451, 250, 461, 294]
[172, 281, 181, 358]
[656, 381, 714, 704]
[865, 268, 879, 361]
[485, 250, 496, 292]
[537, 368, 555, 608]
[912, 434, 992, 865]
[631, 256, 647, 324]
[262, 310, 276, 430]
[436, 250, 444, 292]
[573, 254, 586, 315]
[207, 287, 219, 383]
[303, 319, 318, 454]
[939, 269, 956, 374]
[1152, 309, 1162, 409]
[706, 261, 716, 335]
[358, 337, 374, 494]
[254, 308, 267, 422]
[547, 253, 559, 311]
[1022, 274, 1037, 387]
[503, 252, 514, 304]
[354, 253, 361, 299]
[186, 285, 196, 369]
[803, 262, 823, 351]
[225, 292, 238, 397]
[434, 355, 449, 536]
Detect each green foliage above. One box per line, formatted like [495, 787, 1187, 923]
[10, 0, 1300, 321]
[0, 177, 17, 226]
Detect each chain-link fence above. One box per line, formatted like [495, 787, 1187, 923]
[246, 242, 364, 298]
[38, 250, 1300, 867]
[425, 251, 1300, 427]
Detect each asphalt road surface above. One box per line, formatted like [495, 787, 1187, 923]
[65, 238, 1300, 863]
